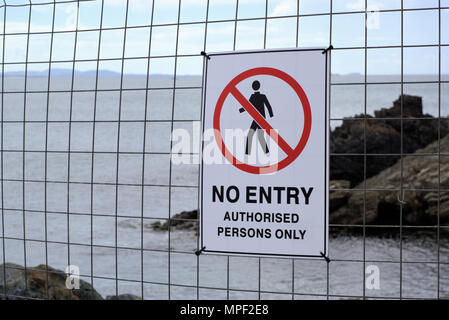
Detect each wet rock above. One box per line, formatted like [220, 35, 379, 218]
[106, 294, 142, 300]
[331, 133, 449, 229]
[151, 210, 198, 231]
[0, 263, 103, 300]
[330, 94, 449, 186]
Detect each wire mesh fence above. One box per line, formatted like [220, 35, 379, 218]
[0, 0, 448, 300]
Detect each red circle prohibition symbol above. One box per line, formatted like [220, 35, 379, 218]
[213, 67, 312, 174]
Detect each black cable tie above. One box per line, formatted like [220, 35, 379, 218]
[322, 45, 333, 54]
[320, 251, 330, 263]
[200, 51, 211, 60]
[195, 246, 206, 256]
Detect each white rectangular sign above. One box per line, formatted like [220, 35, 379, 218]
[199, 48, 330, 258]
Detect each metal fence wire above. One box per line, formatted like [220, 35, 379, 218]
[0, 0, 448, 300]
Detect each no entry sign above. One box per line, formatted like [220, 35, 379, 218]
[200, 48, 330, 258]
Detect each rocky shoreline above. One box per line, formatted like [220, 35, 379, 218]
[152, 95, 449, 235]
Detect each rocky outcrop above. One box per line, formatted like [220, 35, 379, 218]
[330, 95, 449, 186]
[331, 133, 449, 228]
[0, 263, 141, 300]
[151, 210, 198, 231]
[106, 294, 142, 300]
[0, 263, 103, 300]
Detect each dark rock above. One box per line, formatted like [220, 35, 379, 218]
[330, 94, 449, 186]
[0, 263, 103, 300]
[106, 294, 142, 300]
[150, 221, 163, 230]
[331, 133, 449, 229]
[373, 94, 423, 118]
[151, 210, 198, 231]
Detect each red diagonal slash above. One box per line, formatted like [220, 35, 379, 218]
[229, 86, 294, 155]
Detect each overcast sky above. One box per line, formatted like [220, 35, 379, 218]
[0, 0, 448, 75]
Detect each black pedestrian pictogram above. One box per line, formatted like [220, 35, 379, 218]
[239, 80, 274, 155]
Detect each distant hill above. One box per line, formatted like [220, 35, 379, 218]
[1, 69, 201, 78]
